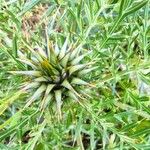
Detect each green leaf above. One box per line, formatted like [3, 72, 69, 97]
[0, 110, 22, 130]
[78, 67, 98, 75]
[34, 77, 47, 82]
[44, 84, 55, 96]
[59, 36, 69, 59]
[19, 0, 41, 16]
[69, 45, 82, 60]
[131, 128, 150, 138]
[12, 34, 18, 58]
[0, 111, 38, 141]
[71, 51, 91, 65]
[69, 64, 87, 74]
[25, 84, 46, 107]
[139, 73, 150, 85]
[62, 80, 80, 98]
[0, 126, 17, 141]
[60, 52, 70, 67]
[23, 82, 40, 90]
[41, 94, 52, 110]
[71, 77, 88, 85]
[0, 90, 23, 116]
[6, 10, 20, 29]
[17, 58, 37, 69]
[123, 1, 148, 17]
[0, 44, 25, 69]
[25, 122, 46, 150]
[68, 91, 78, 101]
[55, 90, 62, 120]
[9, 71, 41, 76]
[121, 122, 138, 132]
[119, 0, 126, 15]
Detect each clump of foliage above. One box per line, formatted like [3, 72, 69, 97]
[10, 38, 95, 120]
[0, 0, 150, 150]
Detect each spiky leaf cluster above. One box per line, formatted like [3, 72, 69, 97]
[11, 38, 95, 119]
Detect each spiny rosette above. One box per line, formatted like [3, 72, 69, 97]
[10, 38, 96, 119]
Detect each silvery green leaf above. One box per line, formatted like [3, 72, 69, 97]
[69, 64, 87, 74]
[48, 8, 59, 33]
[34, 77, 47, 82]
[55, 90, 62, 120]
[21, 39, 43, 62]
[17, 58, 36, 69]
[62, 80, 80, 97]
[79, 89, 92, 98]
[49, 50, 58, 66]
[45, 84, 55, 96]
[69, 45, 82, 60]
[34, 46, 47, 58]
[54, 43, 60, 56]
[71, 78, 88, 85]
[68, 91, 78, 101]
[23, 82, 40, 90]
[60, 52, 70, 67]
[9, 71, 41, 76]
[39, 84, 54, 109]
[41, 94, 52, 110]
[33, 52, 44, 62]
[59, 36, 69, 59]
[78, 66, 98, 75]
[25, 84, 46, 108]
[71, 51, 91, 65]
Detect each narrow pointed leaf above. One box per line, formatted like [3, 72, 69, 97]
[54, 43, 60, 56]
[124, 1, 148, 17]
[45, 84, 55, 96]
[60, 52, 70, 67]
[71, 78, 88, 85]
[59, 36, 69, 59]
[70, 45, 82, 60]
[79, 89, 92, 98]
[0, 111, 22, 130]
[19, 0, 41, 16]
[119, 0, 126, 15]
[9, 71, 41, 76]
[23, 82, 40, 90]
[25, 121, 46, 150]
[41, 94, 52, 110]
[71, 51, 91, 65]
[21, 39, 43, 62]
[35, 46, 47, 58]
[34, 77, 47, 82]
[62, 80, 81, 97]
[78, 66, 98, 75]
[17, 58, 37, 68]
[55, 90, 62, 120]
[25, 84, 46, 108]
[0, 90, 23, 116]
[69, 64, 87, 74]
[49, 49, 58, 66]
[68, 91, 78, 101]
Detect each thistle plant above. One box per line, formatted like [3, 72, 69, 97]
[10, 38, 95, 119]
[1, 0, 150, 149]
